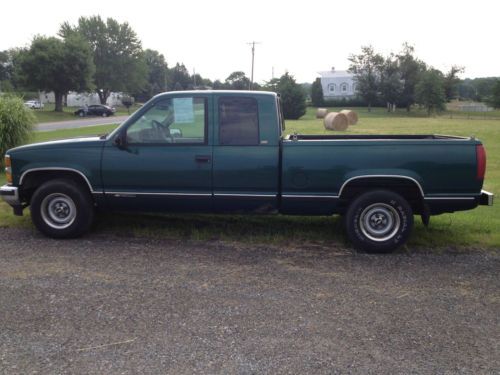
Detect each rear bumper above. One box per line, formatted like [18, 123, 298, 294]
[479, 190, 494, 206]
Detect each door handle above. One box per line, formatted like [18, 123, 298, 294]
[195, 155, 211, 163]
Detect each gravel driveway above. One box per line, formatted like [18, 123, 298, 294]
[0, 228, 498, 374]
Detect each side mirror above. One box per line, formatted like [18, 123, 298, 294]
[114, 132, 127, 149]
[170, 128, 183, 138]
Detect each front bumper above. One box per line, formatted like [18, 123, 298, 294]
[479, 190, 494, 206]
[0, 185, 23, 215]
[0, 185, 20, 206]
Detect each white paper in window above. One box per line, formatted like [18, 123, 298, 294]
[173, 98, 194, 123]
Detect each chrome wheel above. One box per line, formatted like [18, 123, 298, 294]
[40, 193, 77, 230]
[359, 203, 400, 242]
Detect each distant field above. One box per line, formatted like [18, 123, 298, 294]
[1, 107, 499, 250]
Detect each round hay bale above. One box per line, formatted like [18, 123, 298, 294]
[316, 108, 328, 119]
[340, 109, 358, 125]
[324, 112, 349, 131]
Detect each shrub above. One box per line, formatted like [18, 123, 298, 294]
[323, 96, 371, 107]
[277, 73, 306, 119]
[0, 95, 35, 163]
[121, 95, 135, 114]
[311, 78, 324, 107]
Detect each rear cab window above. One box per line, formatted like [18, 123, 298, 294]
[218, 97, 259, 145]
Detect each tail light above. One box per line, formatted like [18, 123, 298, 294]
[476, 144, 486, 180]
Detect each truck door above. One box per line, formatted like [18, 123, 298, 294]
[101, 95, 213, 212]
[212, 94, 280, 212]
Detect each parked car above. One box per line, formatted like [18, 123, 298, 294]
[1, 91, 494, 253]
[24, 100, 44, 109]
[74, 104, 116, 117]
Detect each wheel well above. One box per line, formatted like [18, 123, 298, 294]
[339, 177, 425, 214]
[20, 170, 93, 204]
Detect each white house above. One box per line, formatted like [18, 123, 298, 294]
[318, 68, 357, 100]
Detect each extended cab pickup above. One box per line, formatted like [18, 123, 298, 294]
[1, 91, 494, 252]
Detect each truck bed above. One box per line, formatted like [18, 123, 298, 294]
[284, 134, 469, 141]
[280, 133, 482, 215]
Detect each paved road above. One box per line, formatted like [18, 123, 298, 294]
[0, 227, 498, 374]
[36, 115, 129, 131]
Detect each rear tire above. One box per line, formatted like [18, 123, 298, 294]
[30, 179, 94, 238]
[345, 190, 413, 253]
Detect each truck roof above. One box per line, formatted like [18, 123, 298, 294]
[153, 90, 278, 99]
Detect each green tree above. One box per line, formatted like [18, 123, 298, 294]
[225, 71, 250, 90]
[0, 51, 9, 83]
[311, 77, 324, 106]
[457, 78, 476, 100]
[137, 49, 168, 100]
[212, 79, 225, 90]
[168, 63, 191, 91]
[0, 51, 12, 92]
[443, 65, 464, 101]
[17, 36, 95, 112]
[348, 45, 384, 112]
[0, 95, 35, 159]
[457, 77, 499, 101]
[0, 49, 24, 92]
[396, 43, 426, 111]
[380, 56, 403, 111]
[487, 79, 500, 109]
[60, 16, 147, 104]
[263, 78, 280, 92]
[415, 69, 446, 115]
[272, 73, 306, 120]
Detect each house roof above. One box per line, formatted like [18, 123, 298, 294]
[318, 70, 353, 78]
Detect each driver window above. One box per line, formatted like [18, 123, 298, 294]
[126, 97, 206, 144]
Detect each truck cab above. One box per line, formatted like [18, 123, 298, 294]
[101, 91, 282, 213]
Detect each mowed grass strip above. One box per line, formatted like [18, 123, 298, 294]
[0, 108, 499, 250]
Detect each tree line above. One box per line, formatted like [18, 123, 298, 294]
[311, 43, 500, 113]
[2, 18, 498, 117]
[0, 15, 307, 119]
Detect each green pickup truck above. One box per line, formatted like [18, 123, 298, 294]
[1, 91, 494, 252]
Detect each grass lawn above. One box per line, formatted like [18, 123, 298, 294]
[1, 107, 499, 251]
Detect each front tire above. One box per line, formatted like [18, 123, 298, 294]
[345, 190, 413, 253]
[30, 179, 94, 238]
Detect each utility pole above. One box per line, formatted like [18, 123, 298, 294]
[247, 41, 261, 90]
